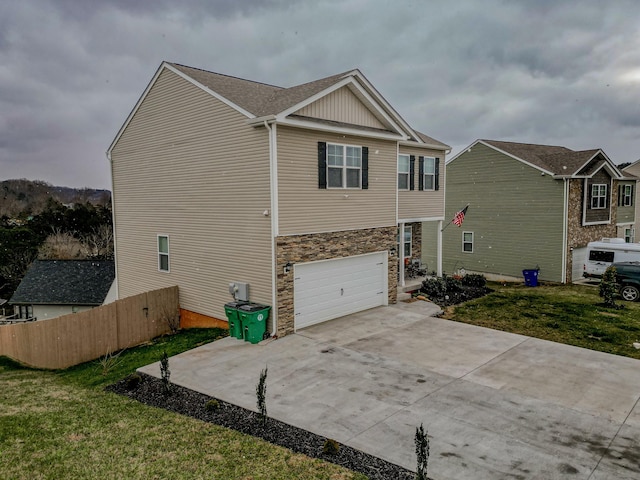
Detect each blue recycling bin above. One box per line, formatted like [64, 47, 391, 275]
[522, 269, 539, 287]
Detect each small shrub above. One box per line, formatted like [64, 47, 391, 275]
[205, 399, 220, 412]
[160, 351, 171, 395]
[159, 304, 181, 334]
[256, 366, 268, 426]
[421, 277, 447, 298]
[461, 273, 487, 288]
[124, 373, 142, 391]
[415, 423, 430, 480]
[599, 266, 619, 308]
[97, 348, 123, 376]
[443, 274, 462, 292]
[322, 438, 340, 455]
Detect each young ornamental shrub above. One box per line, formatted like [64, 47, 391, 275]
[443, 274, 462, 292]
[205, 399, 220, 412]
[415, 423, 430, 480]
[322, 438, 340, 455]
[256, 366, 268, 426]
[124, 373, 142, 391]
[160, 351, 171, 395]
[421, 277, 447, 298]
[599, 266, 619, 308]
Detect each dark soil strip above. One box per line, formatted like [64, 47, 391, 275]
[107, 373, 415, 480]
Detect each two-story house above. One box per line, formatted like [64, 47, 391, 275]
[433, 139, 632, 283]
[107, 62, 449, 337]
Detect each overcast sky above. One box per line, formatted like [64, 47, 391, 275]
[1, 0, 639, 189]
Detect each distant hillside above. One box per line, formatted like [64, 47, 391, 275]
[0, 179, 111, 218]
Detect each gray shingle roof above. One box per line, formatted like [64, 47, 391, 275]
[481, 140, 607, 176]
[10, 260, 115, 305]
[168, 63, 449, 148]
[170, 63, 351, 117]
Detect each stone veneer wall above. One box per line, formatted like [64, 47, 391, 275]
[276, 226, 398, 336]
[565, 179, 618, 282]
[410, 223, 422, 260]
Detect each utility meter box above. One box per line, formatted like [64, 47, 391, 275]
[228, 282, 249, 302]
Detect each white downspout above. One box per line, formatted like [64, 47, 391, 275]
[264, 120, 278, 337]
[437, 220, 443, 276]
[399, 221, 405, 287]
[562, 178, 569, 283]
[106, 151, 119, 300]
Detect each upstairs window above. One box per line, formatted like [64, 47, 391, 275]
[318, 142, 369, 189]
[398, 155, 410, 190]
[423, 157, 436, 191]
[619, 184, 634, 207]
[158, 235, 170, 272]
[327, 143, 361, 188]
[591, 184, 607, 209]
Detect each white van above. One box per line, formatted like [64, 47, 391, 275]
[583, 238, 640, 277]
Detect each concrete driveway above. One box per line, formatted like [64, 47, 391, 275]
[139, 301, 640, 479]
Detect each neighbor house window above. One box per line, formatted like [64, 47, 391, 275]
[462, 231, 474, 253]
[398, 154, 410, 190]
[327, 143, 361, 188]
[158, 235, 170, 272]
[423, 157, 436, 191]
[621, 185, 633, 207]
[625, 228, 634, 243]
[591, 184, 607, 209]
[397, 225, 412, 258]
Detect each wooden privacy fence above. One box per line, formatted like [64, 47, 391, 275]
[0, 286, 179, 369]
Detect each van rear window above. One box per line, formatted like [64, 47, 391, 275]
[589, 250, 614, 262]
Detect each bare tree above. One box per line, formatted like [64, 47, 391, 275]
[38, 229, 87, 260]
[81, 224, 114, 259]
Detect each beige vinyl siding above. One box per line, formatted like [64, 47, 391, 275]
[111, 68, 272, 321]
[277, 126, 397, 235]
[294, 86, 386, 129]
[442, 143, 565, 282]
[398, 146, 446, 220]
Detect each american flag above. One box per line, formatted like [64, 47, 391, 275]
[452, 206, 468, 227]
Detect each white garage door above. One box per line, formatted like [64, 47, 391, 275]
[294, 252, 388, 330]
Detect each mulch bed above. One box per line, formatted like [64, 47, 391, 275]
[107, 373, 415, 480]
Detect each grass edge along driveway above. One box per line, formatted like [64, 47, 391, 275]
[0, 329, 366, 480]
[445, 282, 640, 360]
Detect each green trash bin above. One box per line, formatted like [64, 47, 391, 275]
[224, 301, 247, 340]
[238, 304, 270, 344]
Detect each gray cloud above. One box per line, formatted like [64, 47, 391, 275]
[0, 0, 638, 189]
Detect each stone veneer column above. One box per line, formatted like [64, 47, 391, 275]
[275, 226, 398, 336]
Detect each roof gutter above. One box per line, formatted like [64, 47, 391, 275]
[247, 115, 277, 127]
[399, 140, 451, 151]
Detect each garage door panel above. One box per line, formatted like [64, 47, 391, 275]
[294, 252, 388, 330]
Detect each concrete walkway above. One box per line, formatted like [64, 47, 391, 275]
[139, 301, 640, 479]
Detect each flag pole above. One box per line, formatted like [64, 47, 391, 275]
[441, 204, 469, 232]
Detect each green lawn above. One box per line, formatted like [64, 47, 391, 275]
[446, 282, 640, 359]
[0, 329, 366, 480]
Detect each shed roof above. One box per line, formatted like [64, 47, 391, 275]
[10, 260, 115, 306]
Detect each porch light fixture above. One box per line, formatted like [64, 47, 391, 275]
[284, 262, 293, 274]
[390, 246, 397, 256]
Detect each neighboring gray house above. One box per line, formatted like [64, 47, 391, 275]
[431, 139, 632, 283]
[107, 62, 449, 337]
[10, 260, 116, 320]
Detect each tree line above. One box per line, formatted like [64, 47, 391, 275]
[0, 195, 113, 300]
